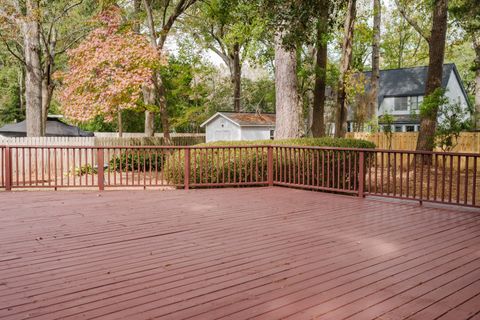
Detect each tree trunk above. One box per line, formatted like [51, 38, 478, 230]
[311, 0, 329, 137]
[474, 35, 480, 130]
[41, 78, 54, 132]
[274, 33, 300, 139]
[40, 27, 57, 135]
[22, 0, 43, 137]
[231, 42, 242, 112]
[133, 0, 142, 33]
[416, 0, 448, 152]
[369, 0, 381, 122]
[117, 110, 123, 138]
[154, 72, 171, 143]
[142, 0, 171, 141]
[335, 0, 356, 138]
[18, 68, 25, 116]
[144, 111, 155, 137]
[142, 85, 156, 137]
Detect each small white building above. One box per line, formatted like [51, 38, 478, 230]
[201, 112, 276, 142]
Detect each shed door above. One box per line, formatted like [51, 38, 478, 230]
[214, 130, 231, 141]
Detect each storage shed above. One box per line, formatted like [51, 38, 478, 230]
[201, 112, 276, 142]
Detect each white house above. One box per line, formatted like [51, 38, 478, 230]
[347, 63, 472, 133]
[201, 112, 275, 142]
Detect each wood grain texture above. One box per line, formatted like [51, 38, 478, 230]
[0, 187, 479, 320]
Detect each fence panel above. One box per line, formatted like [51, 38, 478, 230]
[272, 146, 362, 194]
[7, 146, 99, 189]
[169, 146, 270, 188]
[346, 132, 480, 153]
[1, 144, 479, 208]
[101, 146, 183, 189]
[364, 149, 480, 207]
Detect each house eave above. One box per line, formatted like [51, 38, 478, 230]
[200, 113, 241, 128]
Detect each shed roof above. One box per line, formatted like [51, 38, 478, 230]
[0, 117, 94, 137]
[201, 112, 276, 127]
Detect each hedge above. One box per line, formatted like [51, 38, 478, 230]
[163, 137, 375, 188]
[109, 149, 165, 172]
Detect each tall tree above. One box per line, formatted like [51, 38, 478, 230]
[369, 0, 381, 122]
[256, 0, 321, 139]
[185, 0, 262, 113]
[311, 0, 329, 137]
[335, 0, 357, 138]
[381, 9, 428, 69]
[1, 0, 94, 136]
[57, 7, 161, 127]
[450, 0, 480, 129]
[141, 0, 197, 139]
[1, 0, 42, 136]
[476, 36, 480, 129]
[274, 32, 300, 138]
[396, 0, 449, 151]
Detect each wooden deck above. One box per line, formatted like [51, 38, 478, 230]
[1, 187, 480, 320]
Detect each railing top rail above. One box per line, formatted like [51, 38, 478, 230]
[0, 144, 479, 157]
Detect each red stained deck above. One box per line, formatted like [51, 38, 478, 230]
[1, 187, 480, 320]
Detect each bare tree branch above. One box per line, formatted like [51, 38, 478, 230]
[0, 33, 26, 65]
[142, 0, 159, 48]
[55, 32, 87, 56]
[158, 0, 197, 49]
[394, 0, 430, 43]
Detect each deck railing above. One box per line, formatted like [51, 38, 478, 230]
[1, 145, 479, 208]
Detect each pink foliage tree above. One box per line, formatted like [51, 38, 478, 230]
[57, 7, 164, 123]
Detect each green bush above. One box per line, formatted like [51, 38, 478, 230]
[67, 164, 97, 176]
[109, 149, 165, 172]
[164, 138, 375, 188]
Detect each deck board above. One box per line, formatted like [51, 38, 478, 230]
[0, 187, 479, 320]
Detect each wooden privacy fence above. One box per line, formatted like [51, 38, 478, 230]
[346, 132, 480, 153]
[1, 145, 479, 208]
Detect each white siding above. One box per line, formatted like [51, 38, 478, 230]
[240, 126, 274, 141]
[205, 116, 241, 142]
[378, 97, 395, 116]
[445, 71, 469, 109]
[204, 115, 275, 142]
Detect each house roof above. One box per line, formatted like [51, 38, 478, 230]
[362, 63, 470, 107]
[0, 117, 94, 137]
[201, 112, 276, 127]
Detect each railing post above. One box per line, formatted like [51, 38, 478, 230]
[358, 151, 365, 197]
[4, 147, 12, 191]
[184, 148, 190, 190]
[267, 146, 273, 187]
[97, 148, 104, 191]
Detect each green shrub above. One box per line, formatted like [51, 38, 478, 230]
[109, 149, 165, 172]
[67, 164, 97, 176]
[164, 138, 375, 188]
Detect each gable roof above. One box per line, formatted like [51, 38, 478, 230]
[0, 117, 94, 137]
[362, 63, 470, 107]
[201, 112, 276, 127]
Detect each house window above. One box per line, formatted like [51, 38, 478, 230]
[409, 96, 423, 111]
[392, 96, 423, 112]
[406, 125, 415, 132]
[394, 125, 403, 132]
[270, 129, 274, 140]
[394, 97, 408, 111]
